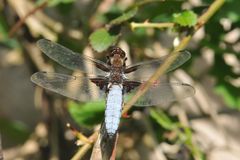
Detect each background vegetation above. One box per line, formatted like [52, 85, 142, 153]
[0, 0, 239, 160]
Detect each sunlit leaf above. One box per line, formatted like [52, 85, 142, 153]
[89, 28, 118, 52]
[150, 109, 178, 130]
[173, 10, 197, 27]
[68, 101, 105, 128]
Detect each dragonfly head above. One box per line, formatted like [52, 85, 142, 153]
[107, 46, 127, 67]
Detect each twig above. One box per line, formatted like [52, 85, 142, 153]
[71, 132, 98, 160]
[122, 0, 225, 115]
[8, 1, 48, 38]
[71, 143, 93, 160]
[131, 22, 174, 30]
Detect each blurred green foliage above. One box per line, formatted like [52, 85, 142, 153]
[201, 0, 240, 108]
[37, 0, 75, 6]
[68, 101, 105, 128]
[150, 109, 203, 159]
[0, 15, 18, 48]
[0, 118, 30, 145]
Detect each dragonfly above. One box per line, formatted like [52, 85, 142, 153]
[31, 39, 195, 138]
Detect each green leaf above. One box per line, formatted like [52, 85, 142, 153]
[36, 0, 75, 6]
[173, 10, 197, 27]
[150, 109, 178, 130]
[227, 11, 239, 23]
[180, 126, 204, 160]
[0, 15, 8, 40]
[214, 84, 240, 109]
[50, 0, 75, 6]
[68, 101, 105, 128]
[0, 15, 19, 48]
[0, 117, 30, 142]
[109, 7, 138, 25]
[89, 28, 118, 52]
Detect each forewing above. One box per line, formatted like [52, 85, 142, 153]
[37, 39, 110, 74]
[125, 82, 195, 106]
[31, 72, 106, 102]
[125, 51, 191, 81]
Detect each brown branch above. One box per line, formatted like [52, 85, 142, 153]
[8, 1, 48, 38]
[71, 132, 98, 160]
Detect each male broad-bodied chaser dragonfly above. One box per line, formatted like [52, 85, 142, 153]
[31, 39, 195, 137]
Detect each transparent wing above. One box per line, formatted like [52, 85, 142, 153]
[124, 81, 195, 106]
[31, 72, 106, 102]
[37, 39, 110, 75]
[125, 51, 191, 81]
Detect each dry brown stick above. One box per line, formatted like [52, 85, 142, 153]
[8, 1, 48, 38]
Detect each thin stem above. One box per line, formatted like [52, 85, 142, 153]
[131, 22, 174, 30]
[71, 132, 98, 160]
[71, 143, 93, 160]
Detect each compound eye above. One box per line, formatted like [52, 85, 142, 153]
[121, 51, 125, 58]
[109, 52, 114, 57]
[108, 47, 116, 57]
